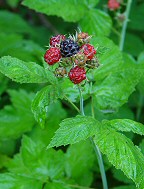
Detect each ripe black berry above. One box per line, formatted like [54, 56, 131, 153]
[60, 39, 80, 57]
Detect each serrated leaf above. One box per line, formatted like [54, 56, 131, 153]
[93, 125, 144, 188]
[0, 56, 49, 84]
[31, 85, 63, 128]
[7, 136, 65, 182]
[22, 0, 95, 22]
[0, 173, 43, 189]
[105, 119, 144, 135]
[48, 115, 99, 148]
[92, 53, 141, 110]
[79, 9, 112, 36]
[88, 37, 124, 81]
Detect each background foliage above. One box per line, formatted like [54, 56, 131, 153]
[0, 0, 144, 188]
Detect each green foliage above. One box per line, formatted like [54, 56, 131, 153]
[0, 0, 144, 188]
[48, 116, 99, 148]
[93, 125, 144, 188]
[31, 85, 63, 128]
[0, 89, 35, 140]
[79, 9, 112, 36]
[0, 56, 49, 84]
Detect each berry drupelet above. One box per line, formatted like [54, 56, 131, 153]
[68, 66, 86, 84]
[81, 44, 96, 60]
[60, 39, 80, 57]
[50, 34, 66, 47]
[44, 47, 61, 65]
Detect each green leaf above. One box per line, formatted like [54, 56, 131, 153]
[65, 140, 95, 186]
[139, 139, 144, 155]
[88, 37, 124, 81]
[137, 52, 144, 94]
[31, 85, 63, 128]
[79, 9, 112, 36]
[105, 119, 144, 135]
[0, 90, 35, 140]
[0, 10, 33, 34]
[6, 0, 19, 8]
[93, 125, 144, 188]
[92, 53, 140, 110]
[0, 56, 49, 83]
[0, 173, 43, 189]
[129, 3, 144, 31]
[22, 0, 96, 22]
[7, 136, 65, 182]
[112, 186, 136, 189]
[45, 182, 72, 189]
[48, 115, 99, 148]
[124, 33, 144, 57]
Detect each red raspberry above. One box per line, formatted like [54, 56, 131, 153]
[81, 44, 96, 60]
[108, 0, 120, 10]
[50, 34, 66, 47]
[44, 47, 61, 65]
[68, 66, 86, 84]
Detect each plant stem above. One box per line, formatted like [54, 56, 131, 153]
[77, 85, 108, 189]
[119, 0, 132, 51]
[64, 95, 80, 114]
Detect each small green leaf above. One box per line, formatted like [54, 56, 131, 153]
[31, 85, 63, 128]
[79, 9, 112, 36]
[94, 125, 144, 188]
[48, 115, 99, 148]
[106, 119, 144, 135]
[0, 56, 48, 83]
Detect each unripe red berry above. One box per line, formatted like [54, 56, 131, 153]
[50, 34, 66, 47]
[68, 66, 86, 84]
[81, 44, 96, 60]
[77, 32, 90, 44]
[108, 0, 120, 10]
[44, 47, 61, 65]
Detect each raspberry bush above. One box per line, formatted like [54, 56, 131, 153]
[0, 1, 144, 189]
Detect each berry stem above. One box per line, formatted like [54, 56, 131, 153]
[64, 95, 80, 114]
[119, 0, 132, 51]
[78, 85, 108, 189]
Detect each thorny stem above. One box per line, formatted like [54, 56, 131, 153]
[119, 0, 132, 51]
[77, 85, 108, 189]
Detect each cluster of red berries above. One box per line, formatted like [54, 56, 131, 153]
[107, 0, 121, 11]
[44, 32, 99, 84]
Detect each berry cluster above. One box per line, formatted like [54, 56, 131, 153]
[44, 32, 99, 84]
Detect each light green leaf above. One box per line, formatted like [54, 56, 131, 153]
[48, 115, 99, 148]
[45, 182, 72, 189]
[0, 56, 49, 83]
[92, 53, 140, 110]
[139, 139, 144, 155]
[22, 0, 95, 22]
[88, 37, 124, 81]
[94, 125, 144, 188]
[79, 9, 112, 36]
[105, 119, 144, 135]
[31, 85, 63, 128]
[0, 173, 43, 189]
